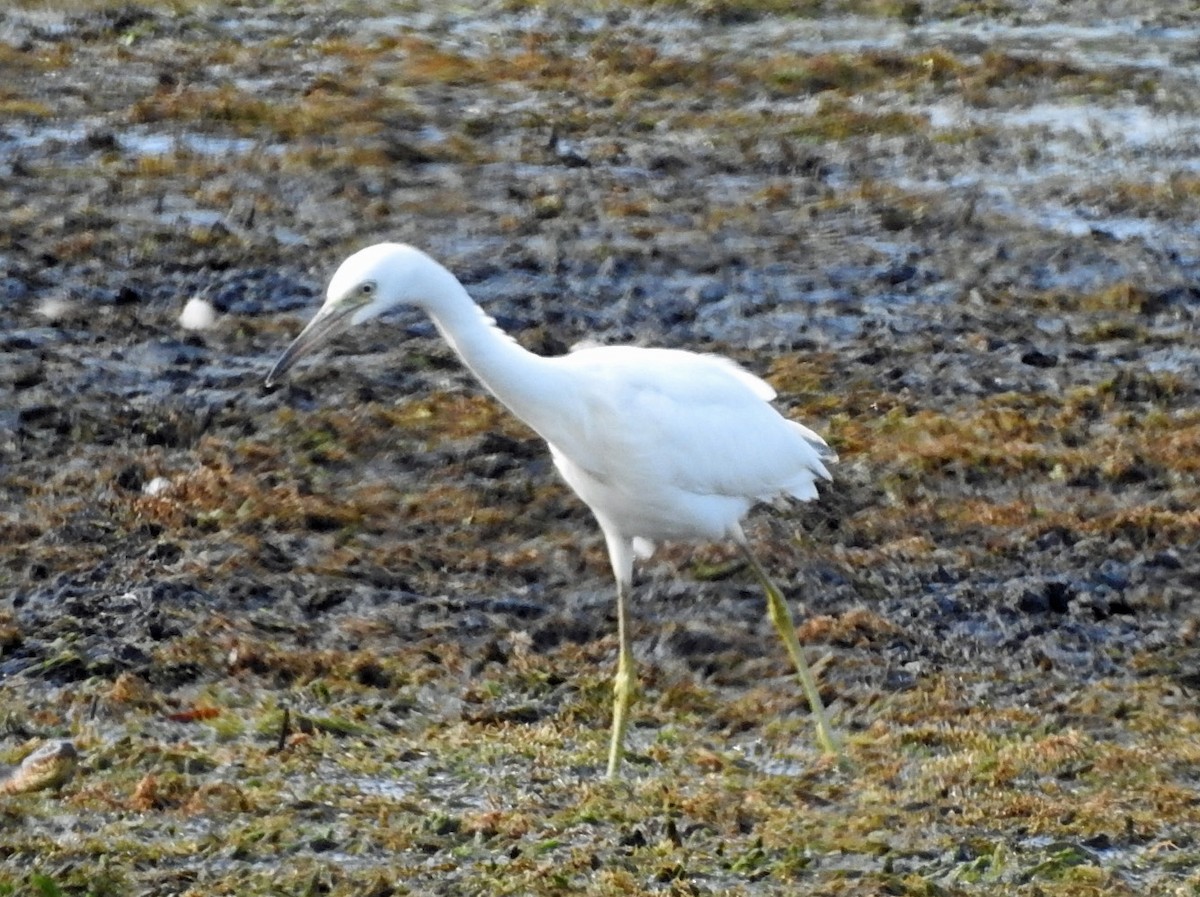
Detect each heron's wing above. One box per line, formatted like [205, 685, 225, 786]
[554, 346, 833, 503]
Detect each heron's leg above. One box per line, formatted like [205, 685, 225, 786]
[738, 542, 840, 757]
[606, 575, 637, 779]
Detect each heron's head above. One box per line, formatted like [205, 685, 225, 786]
[266, 243, 439, 385]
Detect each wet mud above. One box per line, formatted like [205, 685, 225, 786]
[1, 1, 1198, 894]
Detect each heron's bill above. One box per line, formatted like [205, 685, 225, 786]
[265, 302, 356, 386]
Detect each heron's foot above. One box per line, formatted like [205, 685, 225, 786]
[740, 544, 842, 759]
[766, 588, 841, 756]
[606, 650, 638, 779]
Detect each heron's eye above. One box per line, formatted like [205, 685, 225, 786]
[360, 282, 376, 297]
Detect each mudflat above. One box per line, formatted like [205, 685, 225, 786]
[1, 2, 1197, 894]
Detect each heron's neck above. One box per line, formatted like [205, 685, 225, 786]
[423, 280, 566, 436]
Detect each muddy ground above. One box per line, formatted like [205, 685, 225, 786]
[1, 1, 1198, 895]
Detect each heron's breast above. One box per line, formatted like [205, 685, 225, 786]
[548, 447, 747, 542]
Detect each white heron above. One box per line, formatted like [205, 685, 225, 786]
[266, 243, 840, 778]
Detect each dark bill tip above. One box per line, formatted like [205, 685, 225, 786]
[265, 341, 304, 387]
[264, 302, 354, 387]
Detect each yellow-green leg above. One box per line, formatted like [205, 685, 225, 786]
[606, 577, 637, 779]
[739, 542, 841, 757]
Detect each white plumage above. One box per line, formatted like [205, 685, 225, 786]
[267, 243, 839, 777]
[546, 345, 833, 547]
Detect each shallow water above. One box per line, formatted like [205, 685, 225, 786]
[2, 123, 266, 158]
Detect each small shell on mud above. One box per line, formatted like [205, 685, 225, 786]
[143, 476, 173, 497]
[1, 740, 79, 795]
[36, 296, 75, 321]
[179, 297, 216, 330]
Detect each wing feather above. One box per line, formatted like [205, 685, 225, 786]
[551, 346, 832, 504]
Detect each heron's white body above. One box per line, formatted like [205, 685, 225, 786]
[545, 346, 832, 566]
[328, 246, 833, 582]
[267, 242, 839, 775]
